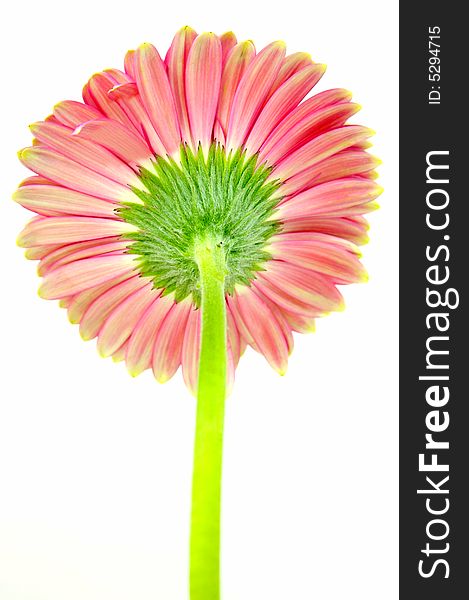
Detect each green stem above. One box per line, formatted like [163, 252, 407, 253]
[190, 236, 227, 600]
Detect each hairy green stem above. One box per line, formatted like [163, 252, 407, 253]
[190, 236, 227, 600]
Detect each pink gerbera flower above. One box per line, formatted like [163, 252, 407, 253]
[14, 27, 381, 600]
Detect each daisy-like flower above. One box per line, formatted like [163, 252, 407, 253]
[14, 27, 381, 600]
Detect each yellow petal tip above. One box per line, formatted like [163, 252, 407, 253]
[155, 373, 170, 384]
[276, 363, 288, 376]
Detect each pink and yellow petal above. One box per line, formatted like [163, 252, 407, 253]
[219, 31, 237, 63]
[18, 147, 136, 203]
[13, 184, 121, 218]
[39, 254, 137, 300]
[181, 306, 201, 395]
[272, 125, 375, 181]
[216, 41, 255, 137]
[277, 178, 383, 219]
[245, 63, 326, 155]
[30, 121, 141, 187]
[260, 261, 345, 314]
[269, 234, 367, 283]
[38, 239, 128, 277]
[17, 216, 136, 248]
[79, 275, 149, 339]
[152, 299, 192, 383]
[234, 286, 289, 374]
[280, 150, 380, 197]
[53, 100, 103, 128]
[83, 72, 136, 131]
[260, 103, 361, 167]
[97, 283, 157, 357]
[135, 43, 181, 156]
[125, 294, 174, 376]
[186, 33, 222, 150]
[73, 119, 153, 169]
[281, 215, 370, 246]
[67, 274, 132, 324]
[269, 52, 314, 96]
[166, 26, 198, 143]
[225, 41, 286, 150]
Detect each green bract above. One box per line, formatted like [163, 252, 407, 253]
[120, 143, 282, 306]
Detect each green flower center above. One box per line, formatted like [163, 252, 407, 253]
[120, 144, 282, 306]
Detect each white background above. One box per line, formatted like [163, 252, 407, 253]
[0, 1, 398, 598]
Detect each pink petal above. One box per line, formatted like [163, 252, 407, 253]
[38, 239, 128, 276]
[234, 287, 289, 374]
[166, 26, 198, 143]
[111, 340, 128, 363]
[225, 41, 286, 150]
[181, 307, 201, 395]
[215, 41, 256, 140]
[39, 254, 137, 299]
[53, 101, 103, 128]
[97, 283, 157, 357]
[79, 275, 149, 339]
[269, 52, 313, 95]
[254, 277, 315, 315]
[135, 43, 181, 156]
[280, 150, 380, 197]
[272, 125, 375, 181]
[73, 119, 153, 168]
[17, 216, 135, 247]
[269, 234, 367, 283]
[107, 82, 138, 101]
[186, 33, 222, 150]
[107, 87, 167, 157]
[258, 89, 353, 164]
[260, 102, 360, 167]
[124, 50, 136, 79]
[226, 346, 236, 397]
[277, 178, 383, 219]
[30, 121, 140, 187]
[83, 72, 136, 131]
[103, 68, 129, 84]
[25, 243, 62, 260]
[18, 147, 135, 202]
[226, 303, 248, 361]
[58, 296, 74, 309]
[125, 294, 175, 376]
[19, 175, 53, 187]
[259, 261, 344, 313]
[276, 306, 316, 334]
[245, 63, 326, 155]
[220, 31, 237, 63]
[226, 294, 259, 352]
[226, 306, 241, 366]
[254, 287, 294, 354]
[67, 274, 132, 324]
[281, 215, 370, 246]
[152, 299, 192, 383]
[13, 184, 118, 218]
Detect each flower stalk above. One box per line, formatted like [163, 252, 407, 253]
[190, 236, 227, 600]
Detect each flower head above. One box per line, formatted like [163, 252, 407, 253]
[15, 27, 381, 393]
